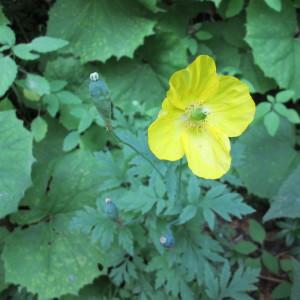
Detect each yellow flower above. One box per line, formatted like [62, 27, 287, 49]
[148, 55, 256, 179]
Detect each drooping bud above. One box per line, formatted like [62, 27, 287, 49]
[160, 229, 175, 249]
[88, 72, 112, 131]
[104, 197, 119, 222]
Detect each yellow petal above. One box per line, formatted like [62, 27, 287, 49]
[148, 102, 185, 161]
[181, 125, 231, 179]
[166, 55, 219, 110]
[205, 75, 256, 137]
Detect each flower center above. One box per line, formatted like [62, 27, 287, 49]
[185, 104, 208, 130]
[190, 108, 207, 121]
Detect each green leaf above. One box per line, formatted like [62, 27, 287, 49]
[24, 74, 51, 99]
[205, 261, 260, 299]
[0, 5, 9, 26]
[0, 56, 17, 96]
[291, 259, 300, 300]
[195, 30, 213, 40]
[200, 184, 254, 230]
[0, 110, 34, 218]
[264, 0, 282, 11]
[0, 25, 15, 46]
[118, 227, 134, 255]
[264, 165, 300, 221]
[47, 0, 156, 63]
[3, 151, 109, 299]
[272, 282, 291, 300]
[63, 131, 80, 152]
[246, 0, 300, 98]
[236, 120, 298, 198]
[233, 241, 258, 255]
[13, 43, 40, 60]
[248, 219, 266, 244]
[262, 250, 279, 274]
[43, 94, 60, 117]
[29, 36, 68, 53]
[239, 51, 276, 94]
[137, 0, 161, 12]
[102, 33, 188, 109]
[223, 0, 244, 18]
[276, 90, 294, 103]
[264, 111, 280, 136]
[3, 214, 104, 300]
[255, 102, 271, 120]
[31, 116, 48, 142]
[282, 109, 300, 124]
[178, 205, 197, 224]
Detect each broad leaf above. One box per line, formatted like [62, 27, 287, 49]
[47, 0, 156, 63]
[0, 110, 34, 218]
[246, 0, 300, 98]
[0, 56, 17, 97]
[102, 33, 188, 109]
[3, 151, 106, 299]
[235, 120, 298, 198]
[3, 214, 104, 300]
[264, 165, 300, 221]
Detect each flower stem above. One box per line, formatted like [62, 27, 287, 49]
[177, 159, 183, 201]
[110, 129, 164, 180]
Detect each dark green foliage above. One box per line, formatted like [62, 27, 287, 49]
[0, 0, 299, 299]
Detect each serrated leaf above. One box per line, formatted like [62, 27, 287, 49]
[248, 219, 266, 244]
[29, 36, 68, 53]
[31, 116, 48, 142]
[264, 111, 280, 136]
[233, 241, 258, 255]
[0, 110, 34, 218]
[102, 33, 188, 109]
[0, 56, 17, 96]
[200, 184, 254, 230]
[3, 214, 104, 300]
[118, 227, 134, 255]
[246, 0, 300, 98]
[3, 152, 109, 299]
[205, 261, 260, 300]
[178, 205, 197, 224]
[47, 0, 155, 63]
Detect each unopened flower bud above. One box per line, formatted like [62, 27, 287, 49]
[160, 230, 175, 249]
[104, 197, 119, 222]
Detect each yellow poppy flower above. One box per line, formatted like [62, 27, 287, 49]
[148, 55, 256, 179]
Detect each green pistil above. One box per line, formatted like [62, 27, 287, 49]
[190, 108, 207, 121]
